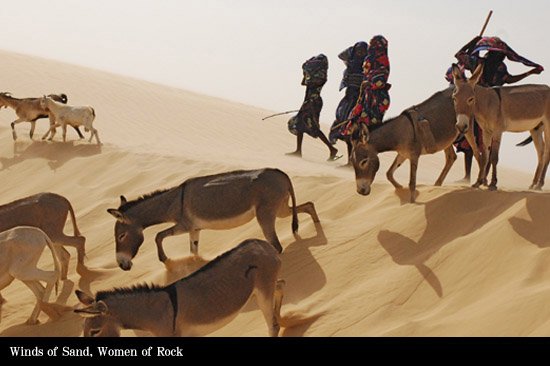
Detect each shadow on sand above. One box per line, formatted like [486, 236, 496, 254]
[378, 188, 540, 297]
[1, 139, 101, 171]
[509, 193, 550, 248]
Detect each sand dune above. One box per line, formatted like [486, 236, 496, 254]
[0, 50, 549, 336]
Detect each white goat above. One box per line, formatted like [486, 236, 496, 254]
[40, 96, 100, 145]
[0, 226, 63, 325]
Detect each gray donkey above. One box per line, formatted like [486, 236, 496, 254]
[107, 168, 319, 270]
[76, 239, 285, 337]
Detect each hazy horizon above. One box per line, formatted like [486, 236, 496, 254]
[0, 0, 548, 173]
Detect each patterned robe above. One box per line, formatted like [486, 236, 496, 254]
[329, 41, 368, 144]
[344, 35, 391, 135]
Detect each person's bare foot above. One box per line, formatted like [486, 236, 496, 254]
[286, 151, 302, 157]
[327, 147, 340, 161]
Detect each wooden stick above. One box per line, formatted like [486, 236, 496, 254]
[479, 10, 493, 36]
[261, 109, 299, 121]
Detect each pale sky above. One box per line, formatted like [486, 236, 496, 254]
[0, 0, 548, 172]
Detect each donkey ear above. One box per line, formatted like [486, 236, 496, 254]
[74, 301, 108, 317]
[107, 208, 127, 222]
[120, 195, 127, 205]
[359, 123, 370, 144]
[75, 290, 94, 305]
[451, 63, 463, 83]
[470, 62, 484, 85]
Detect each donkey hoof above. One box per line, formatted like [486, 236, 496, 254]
[488, 185, 497, 191]
[25, 318, 40, 326]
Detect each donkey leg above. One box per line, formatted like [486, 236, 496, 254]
[189, 229, 200, 255]
[0, 274, 15, 304]
[464, 128, 482, 173]
[435, 145, 457, 186]
[52, 235, 86, 270]
[408, 155, 419, 203]
[274, 279, 285, 325]
[257, 207, 283, 253]
[155, 224, 187, 262]
[255, 279, 283, 337]
[88, 127, 94, 143]
[534, 124, 550, 190]
[73, 126, 84, 139]
[17, 268, 57, 325]
[488, 135, 502, 191]
[529, 127, 545, 189]
[21, 281, 45, 325]
[62, 124, 68, 142]
[94, 129, 102, 145]
[41, 127, 51, 140]
[10, 118, 25, 141]
[473, 131, 492, 188]
[29, 120, 37, 139]
[51, 244, 70, 280]
[386, 154, 406, 189]
[47, 125, 58, 141]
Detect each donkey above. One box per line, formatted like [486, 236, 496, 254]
[0, 193, 87, 278]
[351, 87, 483, 203]
[452, 63, 550, 190]
[75, 239, 285, 337]
[107, 168, 319, 270]
[0, 92, 83, 140]
[0, 226, 63, 325]
[39, 96, 100, 144]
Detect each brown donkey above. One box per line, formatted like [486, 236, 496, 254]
[452, 63, 550, 190]
[75, 239, 285, 337]
[351, 87, 482, 203]
[107, 168, 319, 270]
[0, 93, 83, 140]
[0, 193, 87, 279]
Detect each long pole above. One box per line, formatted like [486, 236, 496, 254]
[261, 109, 299, 121]
[479, 10, 493, 36]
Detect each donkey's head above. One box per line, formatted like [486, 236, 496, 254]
[452, 63, 484, 134]
[39, 95, 50, 110]
[74, 290, 121, 337]
[0, 92, 11, 108]
[107, 196, 144, 271]
[351, 124, 380, 196]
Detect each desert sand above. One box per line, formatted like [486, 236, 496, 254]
[0, 50, 549, 337]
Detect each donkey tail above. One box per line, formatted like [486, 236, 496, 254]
[516, 136, 533, 147]
[67, 202, 82, 237]
[44, 233, 63, 295]
[288, 179, 298, 234]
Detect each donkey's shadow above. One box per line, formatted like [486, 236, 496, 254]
[0, 140, 101, 171]
[509, 193, 550, 248]
[379, 188, 530, 298]
[281, 222, 328, 304]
